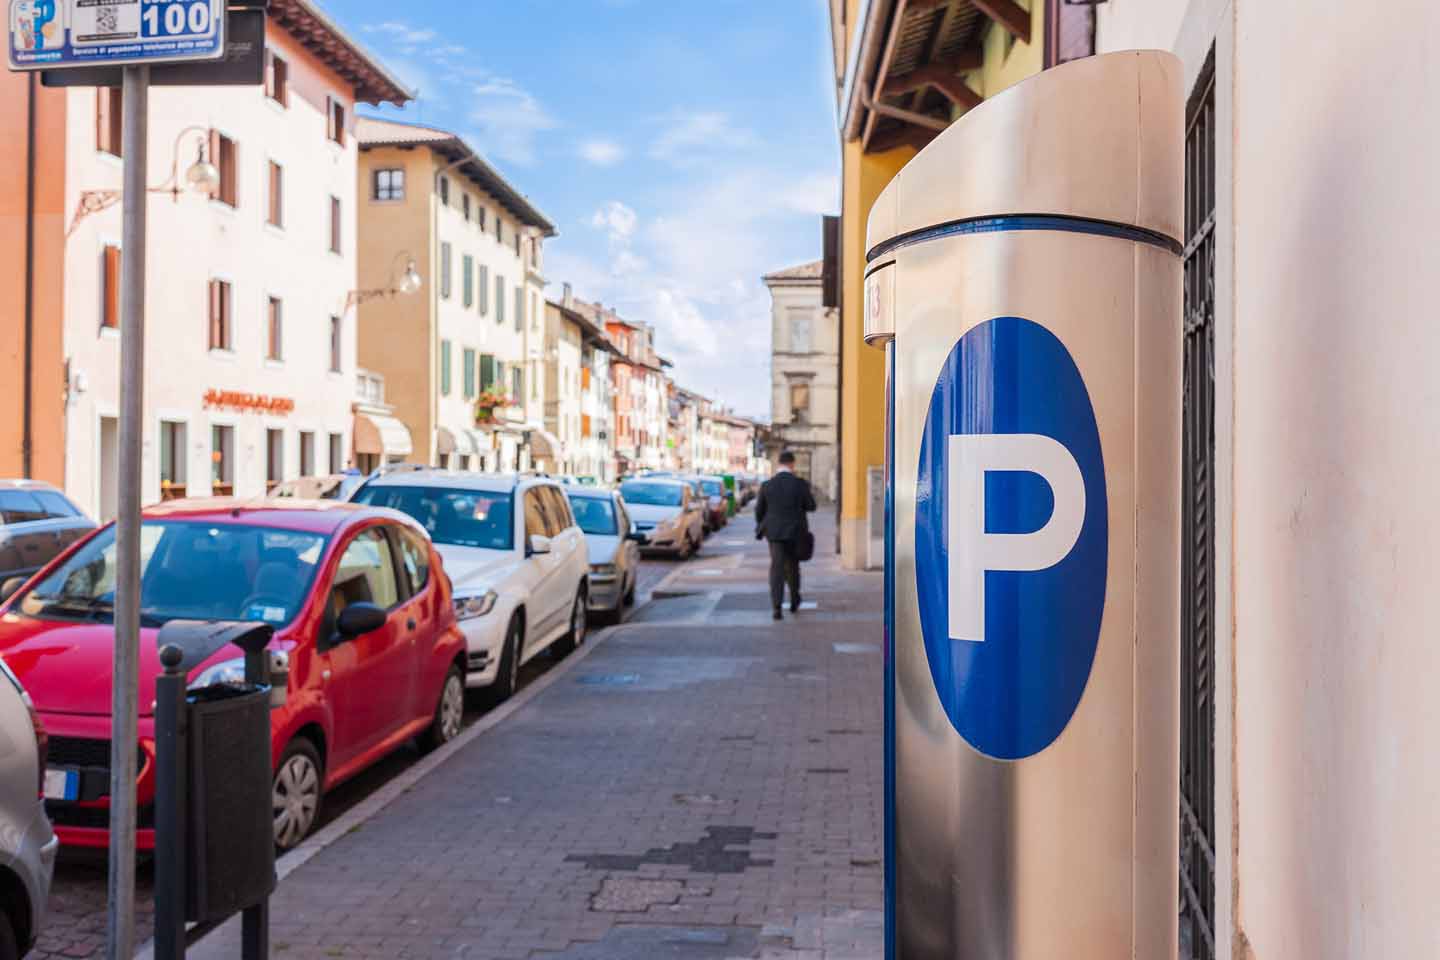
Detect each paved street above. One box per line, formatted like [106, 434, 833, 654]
[30, 539, 689, 960]
[181, 507, 883, 960]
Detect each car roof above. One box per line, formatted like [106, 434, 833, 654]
[139, 497, 382, 535]
[564, 486, 616, 499]
[359, 469, 559, 494]
[0, 478, 64, 493]
[620, 477, 689, 489]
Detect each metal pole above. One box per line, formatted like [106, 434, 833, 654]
[21, 72, 36, 479]
[108, 63, 149, 960]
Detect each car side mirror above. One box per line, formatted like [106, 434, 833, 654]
[528, 534, 552, 556]
[336, 602, 386, 639]
[0, 576, 26, 604]
[626, 526, 647, 543]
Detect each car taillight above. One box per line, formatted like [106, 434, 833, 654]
[23, 693, 47, 799]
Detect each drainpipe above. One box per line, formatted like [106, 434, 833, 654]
[22, 73, 37, 479]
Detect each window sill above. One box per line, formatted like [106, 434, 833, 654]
[265, 221, 285, 236]
[209, 199, 239, 215]
[209, 349, 238, 362]
[264, 359, 284, 369]
[99, 325, 120, 339]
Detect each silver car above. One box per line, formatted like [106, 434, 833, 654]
[0, 481, 94, 591]
[566, 487, 643, 622]
[0, 656, 57, 959]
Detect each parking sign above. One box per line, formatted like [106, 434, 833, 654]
[9, 0, 226, 70]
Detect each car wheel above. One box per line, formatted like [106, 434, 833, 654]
[553, 589, 587, 658]
[484, 614, 524, 708]
[272, 738, 323, 852]
[0, 907, 17, 960]
[420, 664, 465, 752]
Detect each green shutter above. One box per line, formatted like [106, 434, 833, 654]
[440, 340, 451, 395]
[480, 353, 495, 392]
[462, 255, 474, 307]
[479, 265, 489, 315]
[463, 348, 476, 398]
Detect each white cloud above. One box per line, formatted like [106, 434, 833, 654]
[650, 112, 755, 162]
[589, 201, 639, 242]
[466, 77, 557, 167]
[365, 21, 438, 45]
[579, 139, 625, 167]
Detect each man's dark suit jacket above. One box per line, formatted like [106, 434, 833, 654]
[755, 470, 817, 543]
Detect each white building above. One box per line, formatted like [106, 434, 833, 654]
[764, 260, 838, 499]
[61, 2, 410, 518]
[547, 286, 619, 481]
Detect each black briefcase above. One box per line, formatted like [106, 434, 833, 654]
[796, 530, 815, 562]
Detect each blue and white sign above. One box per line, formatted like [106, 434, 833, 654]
[8, 0, 225, 71]
[915, 316, 1108, 760]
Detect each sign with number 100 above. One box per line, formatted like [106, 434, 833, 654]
[7, 0, 226, 70]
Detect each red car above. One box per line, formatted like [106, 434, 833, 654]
[0, 500, 467, 852]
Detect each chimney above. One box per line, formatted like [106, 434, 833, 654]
[562, 282, 573, 308]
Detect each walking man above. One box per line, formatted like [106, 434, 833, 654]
[755, 451, 817, 620]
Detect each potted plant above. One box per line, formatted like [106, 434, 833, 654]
[475, 389, 511, 425]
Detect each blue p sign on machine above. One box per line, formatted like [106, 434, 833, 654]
[866, 53, 1183, 958]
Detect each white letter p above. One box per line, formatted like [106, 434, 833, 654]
[947, 434, 1086, 642]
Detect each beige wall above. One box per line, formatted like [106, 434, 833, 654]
[1098, 2, 1440, 957]
[767, 275, 839, 500]
[63, 23, 363, 514]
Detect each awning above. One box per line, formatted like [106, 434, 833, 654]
[527, 429, 561, 460]
[354, 413, 413, 457]
[437, 426, 478, 457]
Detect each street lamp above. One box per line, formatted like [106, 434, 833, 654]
[64, 125, 219, 238]
[345, 251, 423, 311]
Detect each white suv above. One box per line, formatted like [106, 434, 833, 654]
[351, 470, 590, 703]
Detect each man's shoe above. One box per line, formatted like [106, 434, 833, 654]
[772, 609, 783, 621]
[790, 597, 802, 613]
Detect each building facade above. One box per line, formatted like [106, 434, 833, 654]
[57, 3, 410, 519]
[605, 314, 669, 473]
[764, 260, 838, 500]
[355, 116, 556, 476]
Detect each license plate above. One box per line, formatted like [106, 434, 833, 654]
[43, 768, 79, 802]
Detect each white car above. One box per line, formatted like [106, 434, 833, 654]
[618, 478, 706, 559]
[351, 470, 590, 704]
[565, 486, 643, 622]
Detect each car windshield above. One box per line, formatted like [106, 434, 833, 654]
[620, 481, 684, 507]
[353, 485, 514, 551]
[17, 521, 327, 627]
[701, 480, 723, 496]
[570, 497, 618, 536]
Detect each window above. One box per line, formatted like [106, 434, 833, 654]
[96, 87, 122, 157]
[352, 486, 514, 551]
[462, 255, 474, 307]
[160, 421, 187, 500]
[100, 244, 120, 329]
[478, 206, 487, 231]
[790, 310, 813, 353]
[329, 316, 342, 372]
[0, 491, 47, 525]
[211, 425, 234, 496]
[539, 487, 573, 537]
[440, 340, 452, 396]
[511, 366, 523, 404]
[495, 217, 503, 244]
[439, 176, 450, 207]
[206, 130, 238, 207]
[496, 275, 505, 325]
[440, 242, 452, 299]
[331, 529, 400, 617]
[266, 296, 283, 361]
[266, 429, 284, 489]
[463, 347, 476, 398]
[462, 194, 471, 222]
[529, 361, 538, 400]
[329, 196, 342, 254]
[523, 489, 550, 543]
[325, 96, 345, 146]
[208, 279, 232, 351]
[299, 431, 315, 477]
[31, 490, 80, 519]
[480, 354, 496, 392]
[790, 381, 811, 419]
[478, 265, 489, 315]
[264, 50, 289, 106]
[397, 529, 431, 595]
[328, 433, 344, 473]
[373, 168, 404, 201]
[531, 292, 538, 331]
[581, 413, 592, 438]
[514, 233, 521, 257]
[514, 287, 523, 332]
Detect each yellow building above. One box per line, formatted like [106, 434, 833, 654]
[826, 0, 1094, 567]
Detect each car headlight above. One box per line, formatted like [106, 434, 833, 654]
[454, 590, 499, 621]
[190, 657, 246, 690]
[589, 563, 617, 579]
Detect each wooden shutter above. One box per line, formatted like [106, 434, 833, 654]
[325, 96, 334, 141]
[330, 196, 341, 253]
[102, 246, 120, 328]
[268, 161, 282, 226]
[96, 89, 112, 155]
[208, 279, 221, 349]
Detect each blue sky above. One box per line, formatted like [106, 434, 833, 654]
[333, 0, 840, 420]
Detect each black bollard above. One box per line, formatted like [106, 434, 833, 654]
[154, 644, 188, 959]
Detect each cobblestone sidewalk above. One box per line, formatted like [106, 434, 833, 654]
[191, 510, 884, 959]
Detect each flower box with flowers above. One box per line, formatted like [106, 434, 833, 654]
[474, 390, 514, 425]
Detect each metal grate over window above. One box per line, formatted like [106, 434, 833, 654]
[1179, 47, 1218, 960]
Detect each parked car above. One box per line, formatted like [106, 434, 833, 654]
[351, 471, 590, 705]
[565, 487, 642, 623]
[0, 480, 95, 590]
[0, 499, 467, 852]
[0, 657, 57, 960]
[696, 476, 730, 531]
[618, 478, 705, 559]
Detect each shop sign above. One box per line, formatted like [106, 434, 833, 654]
[203, 389, 295, 415]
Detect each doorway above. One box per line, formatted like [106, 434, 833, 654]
[98, 415, 118, 522]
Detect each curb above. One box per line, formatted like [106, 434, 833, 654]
[135, 620, 624, 959]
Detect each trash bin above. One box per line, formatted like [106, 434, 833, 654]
[184, 682, 276, 924]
